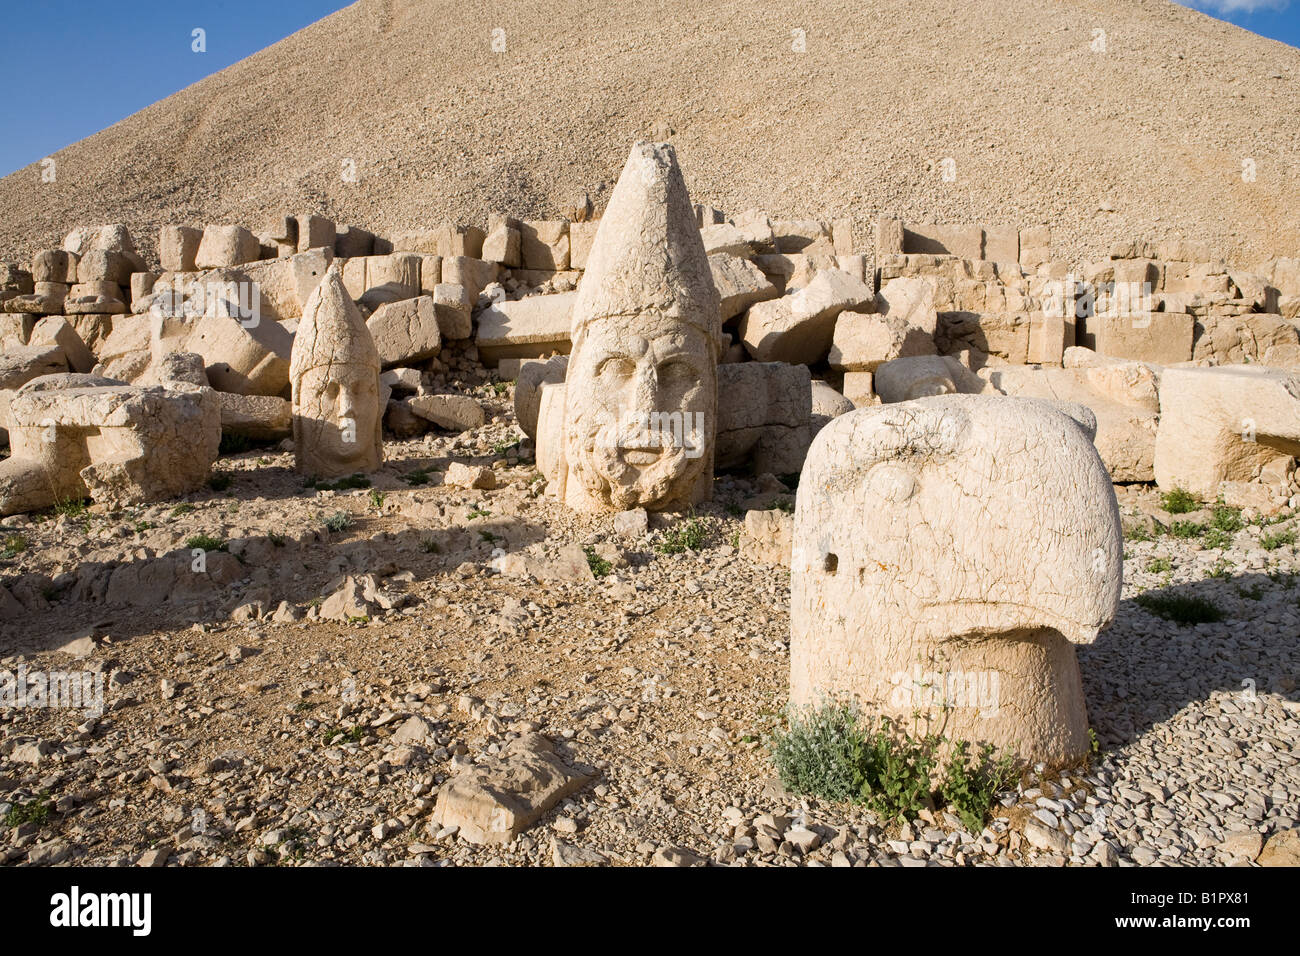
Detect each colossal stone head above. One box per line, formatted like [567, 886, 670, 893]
[289, 265, 383, 478]
[790, 394, 1122, 766]
[561, 141, 722, 512]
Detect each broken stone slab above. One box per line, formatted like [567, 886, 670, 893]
[700, 223, 752, 257]
[1090, 312, 1193, 365]
[444, 462, 496, 489]
[159, 226, 203, 272]
[876, 277, 938, 335]
[219, 393, 292, 440]
[567, 221, 600, 270]
[296, 214, 335, 253]
[184, 313, 293, 396]
[519, 221, 570, 271]
[711, 253, 779, 323]
[716, 362, 813, 475]
[442, 258, 498, 306]
[1153, 366, 1300, 501]
[31, 250, 79, 284]
[319, 574, 393, 621]
[408, 394, 485, 432]
[810, 379, 855, 435]
[366, 295, 441, 367]
[0, 380, 221, 516]
[432, 283, 473, 339]
[827, 311, 936, 372]
[739, 268, 875, 364]
[29, 317, 94, 374]
[874, 355, 986, 404]
[742, 509, 793, 567]
[0, 345, 68, 390]
[475, 292, 575, 363]
[514, 354, 569, 439]
[431, 734, 592, 845]
[492, 543, 595, 583]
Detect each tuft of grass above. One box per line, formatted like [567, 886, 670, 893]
[583, 545, 612, 578]
[420, 537, 440, 554]
[2, 533, 28, 558]
[400, 468, 433, 486]
[1145, 557, 1172, 575]
[1210, 502, 1244, 534]
[52, 497, 89, 520]
[773, 496, 795, 514]
[1169, 520, 1204, 540]
[1135, 592, 1223, 625]
[133, 520, 155, 534]
[1160, 487, 1199, 514]
[1124, 523, 1154, 543]
[185, 534, 226, 552]
[324, 512, 354, 533]
[207, 471, 233, 492]
[171, 504, 196, 517]
[1237, 583, 1266, 601]
[3, 791, 51, 829]
[656, 514, 709, 555]
[467, 507, 492, 520]
[1261, 528, 1296, 551]
[306, 474, 371, 492]
[368, 489, 387, 511]
[768, 704, 1016, 830]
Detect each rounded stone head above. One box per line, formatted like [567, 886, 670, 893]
[289, 265, 383, 477]
[789, 394, 1123, 765]
[562, 141, 722, 512]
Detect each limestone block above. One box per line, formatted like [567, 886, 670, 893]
[482, 223, 522, 268]
[0, 380, 221, 515]
[76, 250, 133, 285]
[831, 219, 855, 256]
[715, 362, 812, 474]
[419, 255, 443, 296]
[700, 223, 752, 257]
[433, 283, 473, 340]
[30, 317, 94, 374]
[520, 221, 570, 271]
[790, 395, 1122, 766]
[772, 220, 834, 255]
[195, 226, 259, 270]
[938, 311, 1031, 363]
[514, 354, 569, 440]
[739, 268, 875, 364]
[982, 226, 1020, 265]
[334, 225, 375, 259]
[568, 221, 600, 270]
[359, 254, 421, 311]
[731, 209, 776, 253]
[1154, 366, 1300, 501]
[159, 226, 203, 272]
[742, 509, 793, 567]
[184, 311, 293, 396]
[1092, 312, 1193, 364]
[875, 355, 986, 404]
[710, 253, 779, 323]
[828, 311, 935, 372]
[31, 250, 79, 284]
[366, 295, 441, 367]
[409, 394, 485, 432]
[810, 379, 855, 437]
[903, 223, 983, 260]
[389, 223, 485, 259]
[0, 345, 68, 390]
[1028, 313, 1069, 365]
[876, 217, 905, 260]
[841, 370, 875, 408]
[476, 292, 576, 363]
[442, 256, 498, 304]
[1192, 313, 1299, 367]
[296, 214, 335, 253]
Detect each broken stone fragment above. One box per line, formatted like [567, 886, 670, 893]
[431, 734, 592, 845]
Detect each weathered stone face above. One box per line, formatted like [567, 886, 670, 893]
[290, 265, 383, 477]
[559, 141, 721, 512]
[790, 394, 1122, 766]
[565, 312, 716, 510]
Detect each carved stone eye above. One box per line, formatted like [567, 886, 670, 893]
[597, 357, 635, 380]
[866, 462, 918, 503]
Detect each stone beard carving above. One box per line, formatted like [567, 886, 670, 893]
[561, 141, 721, 512]
[290, 265, 383, 477]
[789, 395, 1123, 767]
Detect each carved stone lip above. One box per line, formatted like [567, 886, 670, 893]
[916, 603, 1103, 646]
[618, 449, 664, 466]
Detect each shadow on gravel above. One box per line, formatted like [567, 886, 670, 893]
[1081, 569, 1300, 749]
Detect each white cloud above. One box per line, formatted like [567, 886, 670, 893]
[1178, 0, 1290, 14]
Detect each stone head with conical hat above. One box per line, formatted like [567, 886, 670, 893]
[562, 141, 722, 512]
[290, 263, 383, 477]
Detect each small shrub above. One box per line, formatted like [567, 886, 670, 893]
[2, 533, 27, 558]
[185, 534, 226, 552]
[368, 489, 387, 511]
[420, 537, 440, 554]
[1237, 583, 1265, 601]
[1145, 557, 1172, 575]
[583, 545, 612, 578]
[207, 471, 233, 492]
[1210, 502, 1244, 535]
[657, 515, 708, 554]
[773, 496, 795, 514]
[467, 507, 492, 520]
[1261, 528, 1296, 551]
[133, 520, 155, 534]
[171, 504, 196, 517]
[939, 741, 1019, 834]
[3, 792, 50, 829]
[324, 511, 354, 533]
[400, 468, 432, 486]
[769, 702, 868, 804]
[1169, 520, 1204, 539]
[1124, 523, 1153, 543]
[52, 497, 89, 520]
[1203, 527, 1233, 550]
[1135, 592, 1223, 625]
[267, 532, 286, 547]
[1160, 487, 1198, 514]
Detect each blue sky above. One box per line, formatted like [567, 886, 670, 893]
[0, 0, 1296, 178]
